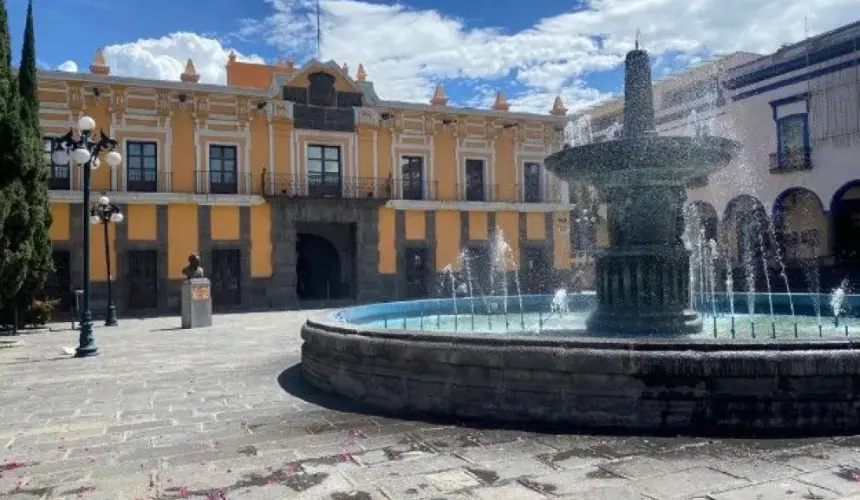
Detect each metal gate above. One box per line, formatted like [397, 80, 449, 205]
[126, 250, 158, 310]
[211, 248, 242, 307]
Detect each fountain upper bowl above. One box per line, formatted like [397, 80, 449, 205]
[545, 135, 741, 186]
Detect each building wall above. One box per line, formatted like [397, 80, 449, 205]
[40, 62, 578, 314]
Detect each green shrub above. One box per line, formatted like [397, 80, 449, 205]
[23, 299, 57, 327]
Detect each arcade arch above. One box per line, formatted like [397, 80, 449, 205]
[772, 187, 827, 261]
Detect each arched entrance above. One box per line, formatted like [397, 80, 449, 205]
[773, 187, 826, 261]
[688, 201, 719, 242]
[831, 181, 860, 262]
[296, 233, 342, 300]
[723, 195, 767, 263]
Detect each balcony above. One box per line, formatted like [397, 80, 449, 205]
[192, 171, 257, 195]
[769, 148, 811, 173]
[516, 182, 564, 204]
[265, 173, 391, 199]
[391, 179, 438, 201]
[48, 164, 71, 190]
[456, 183, 499, 202]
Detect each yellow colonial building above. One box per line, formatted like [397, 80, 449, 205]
[40, 49, 573, 313]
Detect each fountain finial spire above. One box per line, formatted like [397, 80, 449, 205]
[635, 29, 641, 50]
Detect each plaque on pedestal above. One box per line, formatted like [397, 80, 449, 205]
[182, 278, 212, 329]
[180, 254, 212, 329]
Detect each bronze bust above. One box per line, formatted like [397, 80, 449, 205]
[182, 253, 205, 280]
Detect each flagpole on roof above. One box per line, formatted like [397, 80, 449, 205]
[316, 0, 322, 59]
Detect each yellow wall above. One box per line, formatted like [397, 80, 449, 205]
[250, 204, 272, 277]
[167, 204, 199, 279]
[378, 207, 396, 273]
[89, 222, 116, 280]
[404, 210, 425, 240]
[526, 212, 546, 240]
[127, 205, 157, 241]
[434, 131, 455, 200]
[171, 109, 196, 193]
[494, 134, 516, 201]
[435, 211, 460, 271]
[496, 211, 519, 270]
[49, 203, 70, 241]
[211, 206, 240, 240]
[468, 212, 488, 240]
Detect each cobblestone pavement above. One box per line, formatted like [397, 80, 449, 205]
[3, 311, 860, 499]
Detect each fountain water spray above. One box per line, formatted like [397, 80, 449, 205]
[758, 233, 775, 325]
[766, 216, 795, 318]
[831, 279, 848, 328]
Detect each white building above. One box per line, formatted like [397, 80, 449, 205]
[581, 20, 860, 289]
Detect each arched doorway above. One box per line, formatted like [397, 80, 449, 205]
[723, 195, 767, 263]
[296, 233, 342, 300]
[688, 201, 719, 242]
[773, 187, 826, 261]
[831, 181, 860, 262]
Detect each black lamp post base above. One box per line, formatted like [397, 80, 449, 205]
[74, 344, 100, 357]
[104, 304, 118, 327]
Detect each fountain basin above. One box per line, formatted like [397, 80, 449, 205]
[301, 292, 860, 435]
[544, 135, 741, 185]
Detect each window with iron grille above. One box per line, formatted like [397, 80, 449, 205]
[400, 156, 424, 200]
[523, 162, 542, 202]
[43, 137, 71, 190]
[307, 145, 341, 197]
[209, 144, 238, 194]
[126, 141, 158, 192]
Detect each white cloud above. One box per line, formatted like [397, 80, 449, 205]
[65, 0, 860, 114]
[56, 60, 78, 72]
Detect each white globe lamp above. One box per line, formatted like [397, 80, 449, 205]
[77, 115, 96, 133]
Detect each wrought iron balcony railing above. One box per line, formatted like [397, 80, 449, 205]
[769, 148, 812, 173]
[264, 173, 392, 199]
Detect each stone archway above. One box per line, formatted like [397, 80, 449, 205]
[296, 233, 342, 300]
[722, 195, 767, 263]
[773, 187, 827, 261]
[831, 181, 860, 262]
[688, 201, 719, 243]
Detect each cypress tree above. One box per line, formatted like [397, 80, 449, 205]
[17, 0, 53, 316]
[0, 0, 34, 330]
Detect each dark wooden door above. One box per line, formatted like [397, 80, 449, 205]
[211, 249, 241, 307]
[522, 246, 552, 294]
[404, 247, 429, 299]
[126, 250, 158, 310]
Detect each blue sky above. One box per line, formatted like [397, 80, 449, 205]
[5, 0, 857, 113]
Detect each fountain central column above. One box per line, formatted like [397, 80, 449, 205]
[585, 48, 702, 335]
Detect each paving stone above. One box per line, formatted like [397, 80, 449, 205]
[1, 311, 859, 500]
[634, 466, 750, 499]
[709, 478, 838, 500]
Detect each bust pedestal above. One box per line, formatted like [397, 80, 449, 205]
[181, 278, 213, 329]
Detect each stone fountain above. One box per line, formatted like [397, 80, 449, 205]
[544, 47, 741, 335]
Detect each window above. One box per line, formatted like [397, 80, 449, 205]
[308, 72, 336, 107]
[208, 145, 238, 194]
[523, 163, 542, 203]
[307, 145, 341, 197]
[400, 156, 424, 200]
[776, 115, 809, 171]
[126, 141, 158, 192]
[464, 159, 486, 201]
[43, 138, 70, 190]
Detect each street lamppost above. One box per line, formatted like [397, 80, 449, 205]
[52, 116, 122, 358]
[89, 195, 123, 327]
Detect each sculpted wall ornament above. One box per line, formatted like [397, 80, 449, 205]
[357, 108, 381, 127]
[67, 84, 86, 112]
[109, 87, 127, 116]
[267, 101, 293, 121]
[155, 91, 172, 116]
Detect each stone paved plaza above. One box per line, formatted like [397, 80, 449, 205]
[4, 311, 860, 499]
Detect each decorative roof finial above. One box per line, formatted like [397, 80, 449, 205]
[356, 64, 367, 82]
[228, 51, 237, 64]
[492, 90, 510, 111]
[341, 62, 349, 75]
[550, 95, 567, 116]
[89, 48, 110, 75]
[285, 59, 296, 72]
[430, 83, 448, 106]
[181, 59, 200, 83]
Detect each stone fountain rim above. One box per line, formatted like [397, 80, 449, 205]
[304, 314, 860, 352]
